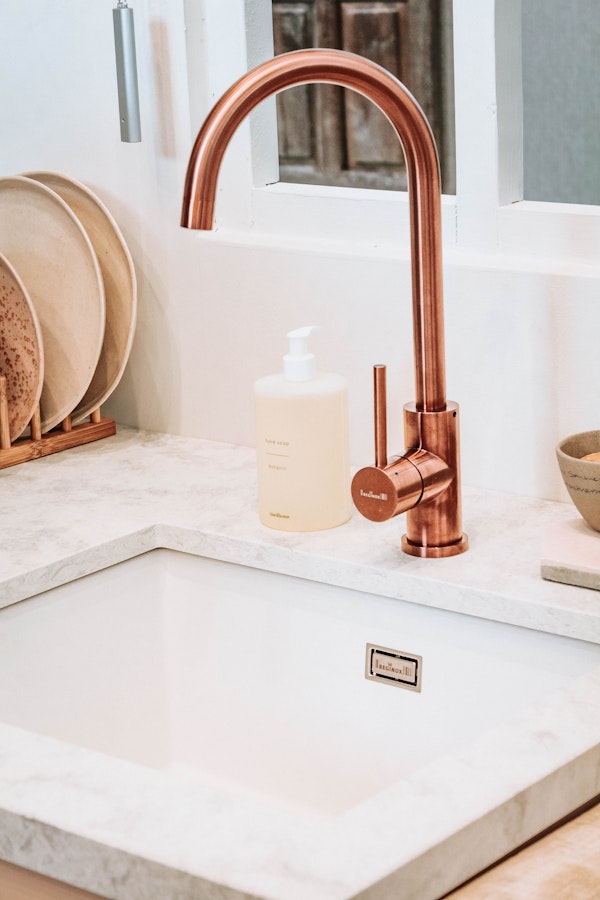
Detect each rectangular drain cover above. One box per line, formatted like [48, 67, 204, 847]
[365, 643, 422, 692]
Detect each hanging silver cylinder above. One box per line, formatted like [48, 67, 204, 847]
[113, 2, 141, 143]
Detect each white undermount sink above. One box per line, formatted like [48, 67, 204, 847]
[1, 549, 600, 899]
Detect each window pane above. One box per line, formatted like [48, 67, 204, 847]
[522, 0, 600, 205]
[272, 0, 456, 193]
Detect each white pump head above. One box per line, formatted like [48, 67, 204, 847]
[284, 325, 319, 381]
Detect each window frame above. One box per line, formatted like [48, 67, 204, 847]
[183, 0, 600, 267]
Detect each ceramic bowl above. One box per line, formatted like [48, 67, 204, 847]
[556, 431, 600, 532]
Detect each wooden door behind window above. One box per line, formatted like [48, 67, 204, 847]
[272, 0, 455, 192]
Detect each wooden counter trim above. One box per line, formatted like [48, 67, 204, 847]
[0, 859, 104, 899]
[445, 799, 600, 899]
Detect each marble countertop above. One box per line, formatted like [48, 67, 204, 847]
[1, 427, 600, 640]
[1, 427, 600, 900]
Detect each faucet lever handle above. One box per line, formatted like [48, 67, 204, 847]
[374, 364, 387, 468]
[352, 363, 455, 523]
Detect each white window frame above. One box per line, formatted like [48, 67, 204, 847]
[183, 0, 600, 267]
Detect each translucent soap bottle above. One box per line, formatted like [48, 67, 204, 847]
[254, 326, 351, 531]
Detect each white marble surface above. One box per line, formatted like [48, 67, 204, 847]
[1, 427, 600, 900]
[542, 518, 600, 592]
[2, 427, 600, 640]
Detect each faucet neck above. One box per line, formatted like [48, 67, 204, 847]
[181, 48, 447, 412]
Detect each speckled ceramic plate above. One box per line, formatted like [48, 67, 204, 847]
[24, 171, 137, 423]
[0, 176, 105, 432]
[0, 252, 44, 441]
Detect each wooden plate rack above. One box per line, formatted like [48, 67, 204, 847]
[0, 375, 116, 470]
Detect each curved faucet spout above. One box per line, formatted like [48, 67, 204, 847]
[181, 48, 445, 413]
[181, 48, 467, 558]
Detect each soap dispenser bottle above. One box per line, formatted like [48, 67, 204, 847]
[254, 326, 351, 531]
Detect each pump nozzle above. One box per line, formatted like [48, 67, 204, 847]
[284, 325, 319, 381]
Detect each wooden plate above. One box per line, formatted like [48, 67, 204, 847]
[0, 177, 105, 432]
[24, 172, 137, 423]
[0, 252, 44, 441]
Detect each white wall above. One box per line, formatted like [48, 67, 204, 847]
[1, 0, 599, 506]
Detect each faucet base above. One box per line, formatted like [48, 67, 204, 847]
[401, 402, 467, 558]
[401, 532, 469, 558]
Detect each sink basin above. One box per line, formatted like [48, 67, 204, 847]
[1, 548, 600, 899]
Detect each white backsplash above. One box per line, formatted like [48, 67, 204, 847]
[1, 1, 599, 505]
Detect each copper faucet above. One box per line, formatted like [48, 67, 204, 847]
[181, 49, 468, 558]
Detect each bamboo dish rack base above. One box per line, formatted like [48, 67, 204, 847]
[0, 375, 116, 469]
